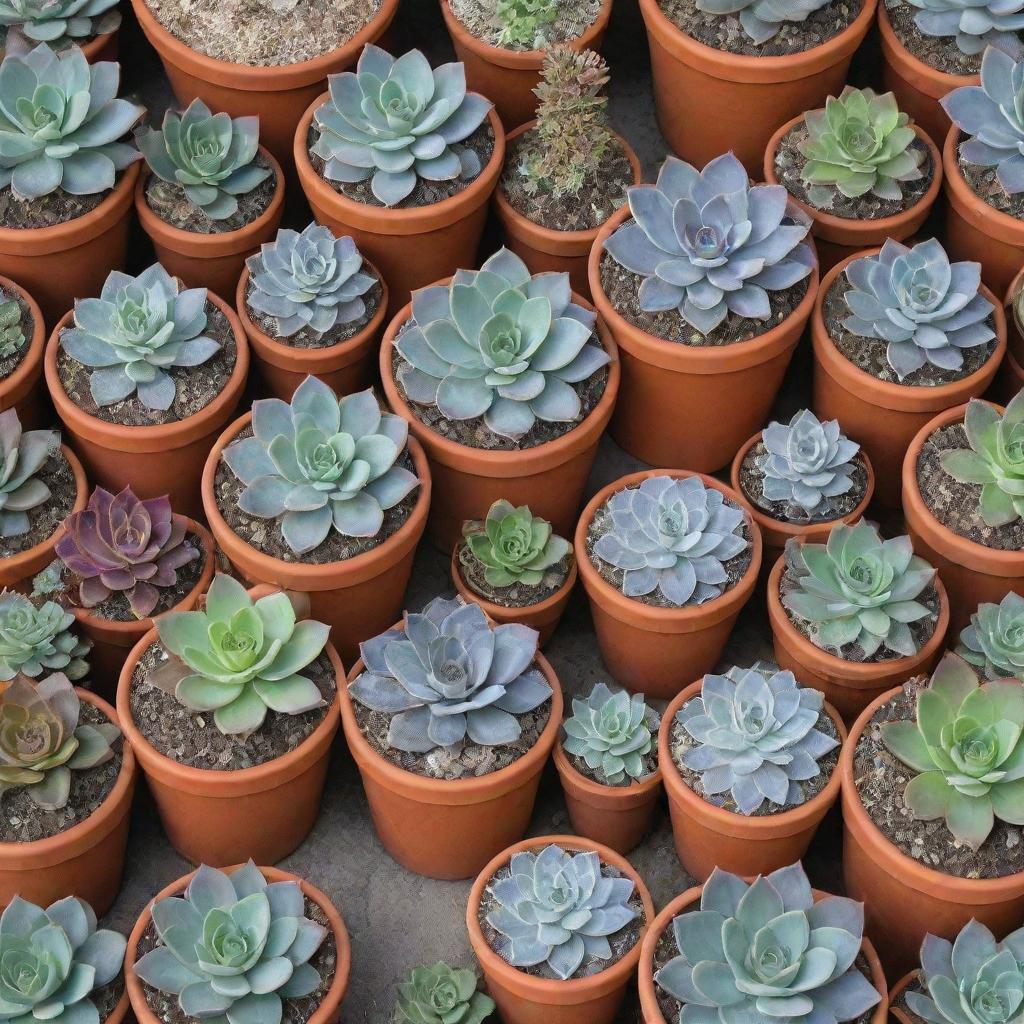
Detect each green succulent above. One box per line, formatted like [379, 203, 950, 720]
[0, 592, 89, 681]
[495, 0, 557, 47]
[0, 300, 24, 359]
[0, 409, 58, 539]
[461, 500, 570, 588]
[959, 592, 1024, 684]
[0, 0, 120, 50]
[394, 963, 494, 1024]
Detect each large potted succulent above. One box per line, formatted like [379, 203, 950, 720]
[465, 836, 653, 1024]
[0, 590, 91, 683]
[341, 596, 562, 879]
[811, 238, 1005, 506]
[381, 246, 617, 551]
[0, 0, 121, 62]
[591, 151, 818, 472]
[575, 469, 761, 699]
[393, 962, 494, 1024]
[0, 277, 46, 429]
[840, 652, 1024, 976]
[294, 45, 505, 316]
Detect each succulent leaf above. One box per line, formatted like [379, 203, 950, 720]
[394, 962, 494, 1024]
[912, 0, 1024, 58]
[694, 0, 836, 41]
[0, 592, 89, 681]
[462, 500, 570, 588]
[0, 0, 120, 49]
[495, 0, 557, 46]
[0, 408, 58, 539]
[563, 682, 657, 784]
[959, 592, 1024, 683]
[0, 299, 25, 359]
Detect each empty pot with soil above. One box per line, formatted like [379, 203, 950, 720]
[0, 278, 47, 429]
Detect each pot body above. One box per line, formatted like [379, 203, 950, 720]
[999, 268, 1024, 402]
[0, 278, 46, 429]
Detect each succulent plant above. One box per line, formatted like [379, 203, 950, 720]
[246, 224, 376, 340]
[604, 153, 815, 335]
[137, 98, 272, 221]
[394, 963, 494, 1024]
[154, 573, 329, 737]
[462, 500, 570, 588]
[312, 44, 493, 207]
[676, 664, 839, 814]
[134, 860, 327, 1024]
[906, 0, 1024, 56]
[0, 0, 120, 49]
[485, 843, 638, 980]
[0, 43, 142, 200]
[562, 681, 657, 784]
[782, 521, 936, 659]
[59, 263, 220, 411]
[0, 894, 126, 1024]
[0, 299, 25, 359]
[495, 0, 557, 47]
[757, 409, 860, 517]
[694, 0, 834, 42]
[349, 596, 551, 753]
[55, 486, 200, 619]
[395, 247, 609, 442]
[0, 409, 58, 539]
[841, 238, 994, 382]
[655, 862, 881, 1023]
[0, 672, 119, 809]
[0, 592, 89, 681]
[223, 377, 419, 554]
[939, 393, 1024, 528]
[591, 475, 748, 607]
[959, 592, 1024, 682]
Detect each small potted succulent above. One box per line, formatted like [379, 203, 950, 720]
[381, 246, 617, 551]
[493, 46, 640, 298]
[637, 862, 887, 1024]
[393, 962, 495, 1024]
[0, 0, 121, 61]
[0, 277, 46, 429]
[575, 469, 761, 698]
[341, 596, 562, 879]
[294, 45, 505, 316]
[0, 590, 90, 682]
[201, 375, 429, 663]
[237, 222, 387, 401]
[660, 663, 844, 880]
[0, 672, 134, 916]
[552, 682, 662, 854]
[958, 591, 1024, 682]
[811, 237, 1005, 506]
[134, 99, 285, 300]
[764, 86, 943, 271]
[465, 837, 653, 1024]
[591, 151, 818, 472]
[840, 652, 1024, 976]
[768, 520, 948, 721]
[453, 499, 575, 646]
[126, 861, 351, 1024]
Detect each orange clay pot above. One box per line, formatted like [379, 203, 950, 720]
[494, 122, 641, 300]
[842, 687, 1024, 979]
[44, 294, 249, 521]
[999, 267, 1024, 402]
[903, 402, 1024, 639]
[295, 102, 505, 318]
[129, 0, 398, 166]
[811, 249, 1006, 507]
[888, 972, 918, 1023]
[339, 638, 563, 880]
[134, 149, 285, 302]
[0, 276, 46, 429]
[74, 29, 119, 63]
[235, 262, 389, 402]
[467, 835, 654, 1024]
[763, 116, 943, 273]
[767, 554, 949, 724]
[590, 205, 818, 472]
[116, 620, 343, 867]
[440, 0, 614, 130]
[0, 688, 135, 917]
[575, 469, 762, 700]
[660, 678, 846, 880]
[0, 163, 139, 328]
[380, 289, 618, 552]
[125, 865, 351, 1024]
[639, 0, 877, 174]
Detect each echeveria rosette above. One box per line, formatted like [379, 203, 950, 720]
[394, 963, 494, 1024]
[0, 0, 120, 49]
[0, 408, 58, 539]
[911, 0, 1024, 57]
[694, 0, 833, 43]
[0, 299, 24, 358]
[0, 592, 89, 681]
[603, 152, 815, 336]
[959, 592, 1024, 682]
[462, 499, 570, 587]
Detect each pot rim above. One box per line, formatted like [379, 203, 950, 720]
[888, 970, 918, 1024]
[878, 3, 975, 96]
[552, 737, 663, 807]
[0, 275, 45, 405]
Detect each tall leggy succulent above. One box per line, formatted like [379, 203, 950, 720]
[0, 409, 58, 538]
[395, 963, 494, 1024]
[0, 592, 89, 680]
[908, 0, 1024, 56]
[0, 0, 120, 49]
[603, 153, 815, 335]
[959, 591, 1024, 682]
[312, 45, 493, 207]
[462, 500, 570, 587]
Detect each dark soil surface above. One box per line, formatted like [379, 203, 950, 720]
[0, 290, 34, 383]
[456, 540, 572, 608]
[448, 0, 603, 48]
[883, 0, 994, 76]
[0, 446, 76, 559]
[958, 132, 1024, 220]
[92, 979, 125, 1024]
[0, 179, 117, 230]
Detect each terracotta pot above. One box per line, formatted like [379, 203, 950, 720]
[903, 402, 1024, 639]
[0, 276, 46, 429]
[380, 289, 618, 552]
[841, 687, 1024, 979]
[888, 972, 918, 1024]
[134, 148, 285, 302]
[76, 29, 119, 63]
[811, 249, 1006, 507]
[767, 554, 949, 723]
[590, 205, 818, 471]
[659, 678, 846, 880]
[0, 689, 135, 917]
[763, 116, 943, 273]
[552, 742, 662, 855]
[575, 469, 762, 700]
[235, 262, 389, 402]
[0, 163, 139, 327]
[999, 267, 1024, 402]
[339, 639, 563, 879]
[129, 0, 398, 166]
[639, 0, 877, 174]
[294, 101, 505, 318]
[125, 864, 351, 1024]
[466, 835, 654, 1024]
[44, 294, 249, 520]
